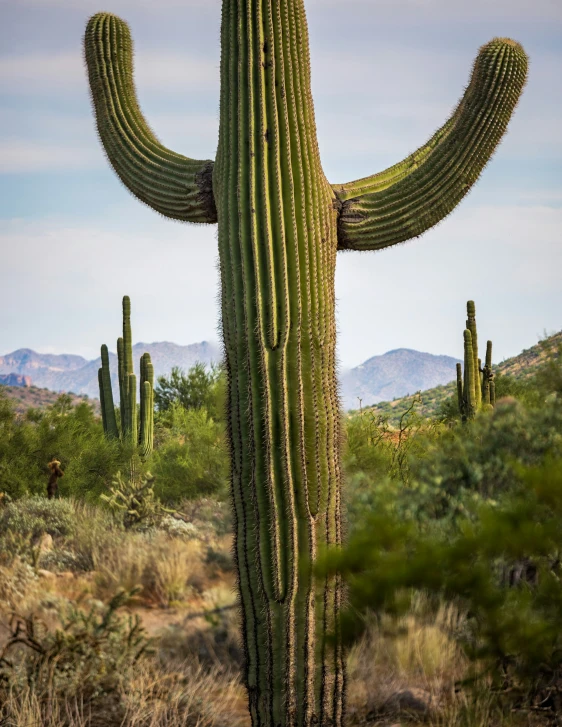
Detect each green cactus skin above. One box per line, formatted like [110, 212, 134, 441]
[463, 329, 477, 420]
[84, 7, 527, 725]
[98, 368, 107, 432]
[98, 297, 154, 458]
[117, 336, 126, 434]
[456, 363, 464, 419]
[99, 344, 119, 438]
[482, 340, 494, 407]
[139, 353, 154, 458]
[466, 301, 481, 409]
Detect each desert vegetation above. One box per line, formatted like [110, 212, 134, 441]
[1, 333, 562, 725]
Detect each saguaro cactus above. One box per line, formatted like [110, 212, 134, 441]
[98, 296, 154, 458]
[457, 301, 495, 421]
[84, 7, 527, 725]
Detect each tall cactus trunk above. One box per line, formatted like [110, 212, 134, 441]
[213, 1, 344, 724]
[84, 1, 528, 721]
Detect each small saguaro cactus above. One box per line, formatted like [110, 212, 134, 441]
[84, 5, 527, 725]
[457, 301, 495, 421]
[98, 296, 154, 458]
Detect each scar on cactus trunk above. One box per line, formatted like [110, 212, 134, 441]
[84, 5, 527, 724]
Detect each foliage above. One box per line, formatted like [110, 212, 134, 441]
[407, 399, 562, 523]
[0, 589, 152, 703]
[0, 391, 123, 500]
[154, 363, 225, 420]
[321, 456, 562, 716]
[343, 394, 441, 530]
[152, 404, 229, 502]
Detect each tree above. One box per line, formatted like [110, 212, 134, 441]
[153, 363, 223, 418]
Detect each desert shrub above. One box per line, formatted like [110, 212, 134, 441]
[154, 363, 226, 421]
[152, 405, 229, 502]
[0, 496, 77, 539]
[321, 456, 562, 720]
[0, 590, 152, 717]
[343, 395, 441, 530]
[0, 392, 123, 500]
[407, 398, 562, 523]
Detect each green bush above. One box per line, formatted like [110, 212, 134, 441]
[152, 404, 229, 502]
[154, 362, 226, 421]
[407, 398, 562, 523]
[0, 496, 77, 539]
[0, 392, 123, 500]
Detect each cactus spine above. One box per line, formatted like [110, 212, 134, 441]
[84, 7, 527, 725]
[98, 296, 154, 457]
[457, 301, 495, 421]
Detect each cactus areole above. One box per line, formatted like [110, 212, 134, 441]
[84, 4, 527, 724]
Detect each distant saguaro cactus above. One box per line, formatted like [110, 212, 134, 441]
[98, 296, 154, 458]
[84, 5, 527, 724]
[457, 301, 495, 421]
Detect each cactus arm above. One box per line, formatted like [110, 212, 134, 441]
[100, 344, 119, 438]
[139, 353, 154, 458]
[98, 368, 108, 432]
[456, 363, 464, 419]
[84, 13, 217, 224]
[334, 39, 528, 251]
[466, 301, 481, 408]
[483, 340, 494, 406]
[117, 336, 126, 435]
[464, 329, 477, 420]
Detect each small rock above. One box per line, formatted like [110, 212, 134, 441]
[37, 569, 57, 580]
[385, 688, 433, 715]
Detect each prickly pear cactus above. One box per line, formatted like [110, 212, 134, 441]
[84, 5, 527, 724]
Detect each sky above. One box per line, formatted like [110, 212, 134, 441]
[1, 0, 561, 369]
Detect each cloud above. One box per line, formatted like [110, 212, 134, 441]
[0, 51, 218, 96]
[13, 0, 220, 8]
[15, 0, 562, 21]
[307, 0, 561, 21]
[0, 140, 103, 172]
[0, 216, 221, 359]
[1, 202, 560, 368]
[335, 203, 562, 366]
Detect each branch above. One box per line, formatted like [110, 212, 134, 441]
[334, 38, 528, 251]
[84, 13, 217, 223]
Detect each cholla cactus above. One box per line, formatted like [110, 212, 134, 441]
[98, 296, 154, 458]
[84, 6, 527, 725]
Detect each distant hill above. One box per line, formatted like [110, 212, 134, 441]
[364, 331, 562, 424]
[0, 373, 32, 387]
[0, 342, 221, 402]
[340, 348, 461, 411]
[0, 385, 99, 415]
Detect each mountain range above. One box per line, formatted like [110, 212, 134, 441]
[0, 342, 460, 411]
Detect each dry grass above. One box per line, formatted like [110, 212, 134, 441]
[0, 663, 247, 727]
[92, 532, 207, 607]
[121, 661, 248, 727]
[346, 593, 468, 722]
